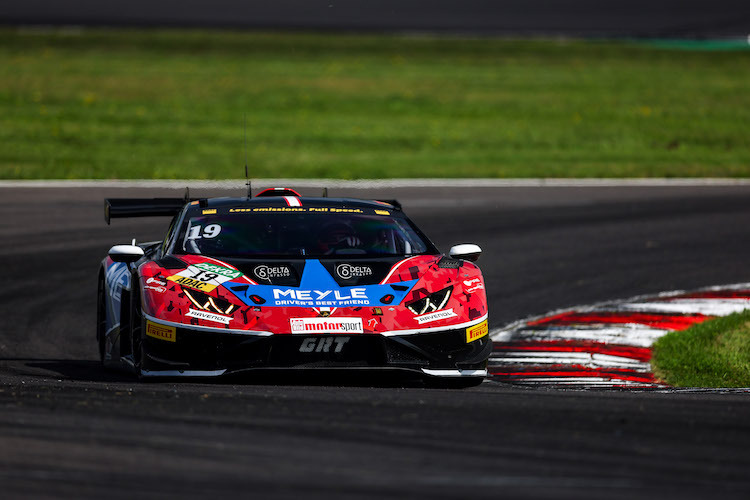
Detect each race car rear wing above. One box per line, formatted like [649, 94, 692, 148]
[104, 198, 188, 225]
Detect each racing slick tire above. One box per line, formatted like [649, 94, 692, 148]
[96, 274, 107, 364]
[129, 274, 146, 380]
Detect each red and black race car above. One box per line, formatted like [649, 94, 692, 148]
[98, 188, 490, 385]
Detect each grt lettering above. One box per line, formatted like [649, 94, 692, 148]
[299, 337, 350, 353]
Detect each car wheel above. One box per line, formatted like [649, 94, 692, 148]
[130, 279, 145, 380]
[96, 275, 107, 364]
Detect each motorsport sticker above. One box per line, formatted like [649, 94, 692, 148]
[466, 320, 488, 343]
[254, 265, 291, 281]
[186, 309, 232, 325]
[415, 308, 457, 325]
[167, 263, 240, 292]
[146, 321, 176, 342]
[290, 317, 363, 334]
[336, 264, 373, 279]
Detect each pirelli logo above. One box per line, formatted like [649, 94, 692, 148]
[146, 321, 176, 343]
[466, 320, 488, 343]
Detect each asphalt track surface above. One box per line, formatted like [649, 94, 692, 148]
[3, 0, 750, 38]
[2, 184, 750, 499]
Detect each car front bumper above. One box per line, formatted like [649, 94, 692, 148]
[139, 314, 491, 379]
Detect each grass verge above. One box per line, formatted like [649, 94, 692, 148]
[1, 28, 749, 179]
[652, 310, 750, 387]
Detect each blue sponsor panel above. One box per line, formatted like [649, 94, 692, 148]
[226, 259, 417, 308]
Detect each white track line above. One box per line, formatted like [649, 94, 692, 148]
[614, 299, 750, 316]
[490, 352, 651, 370]
[4, 178, 750, 189]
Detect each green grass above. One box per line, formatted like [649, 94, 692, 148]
[1, 28, 749, 179]
[652, 310, 750, 387]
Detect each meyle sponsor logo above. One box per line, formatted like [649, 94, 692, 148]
[254, 265, 291, 281]
[415, 308, 457, 324]
[299, 336, 351, 353]
[463, 278, 484, 293]
[336, 263, 373, 279]
[466, 320, 488, 343]
[273, 288, 369, 307]
[147, 277, 167, 286]
[186, 309, 232, 325]
[146, 321, 176, 342]
[290, 318, 363, 334]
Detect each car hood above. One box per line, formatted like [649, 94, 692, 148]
[139, 254, 487, 335]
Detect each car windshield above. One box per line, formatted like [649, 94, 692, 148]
[174, 211, 432, 258]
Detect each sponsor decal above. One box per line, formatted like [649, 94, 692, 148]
[167, 263, 240, 292]
[106, 262, 130, 302]
[336, 263, 373, 280]
[167, 275, 218, 292]
[186, 309, 232, 325]
[463, 278, 484, 293]
[254, 265, 291, 281]
[202, 209, 217, 215]
[193, 262, 242, 279]
[144, 285, 166, 293]
[147, 277, 167, 286]
[313, 307, 337, 317]
[229, 207, 363, 214]
[273, 287, 369, 307]
[367, 318, 378, 329]
[290, 317, 363, 334]
[299, 336, 350, 353]
[415, 308, 458, 324]
[146, 321, 176, 342]
[226, 259, 417, 309]
[375, 209, 390, 216]
[466, 320, 488, 343]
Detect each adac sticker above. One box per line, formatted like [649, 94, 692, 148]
[227, 259, 417, 308]
[466, 320, 488, 343]
[146, 321, 176, 342]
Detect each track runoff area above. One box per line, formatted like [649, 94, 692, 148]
[5, 178, 750, 390]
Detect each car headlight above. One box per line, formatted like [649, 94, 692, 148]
[406, 286, 453, 315]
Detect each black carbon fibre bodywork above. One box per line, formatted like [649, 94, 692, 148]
[140, 320, 491, 376]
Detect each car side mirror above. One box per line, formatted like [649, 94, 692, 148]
[108, 244, 144, 263]
[449, 244, 482, 262]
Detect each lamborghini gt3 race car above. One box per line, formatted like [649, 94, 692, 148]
[98, 188, 490, 385]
